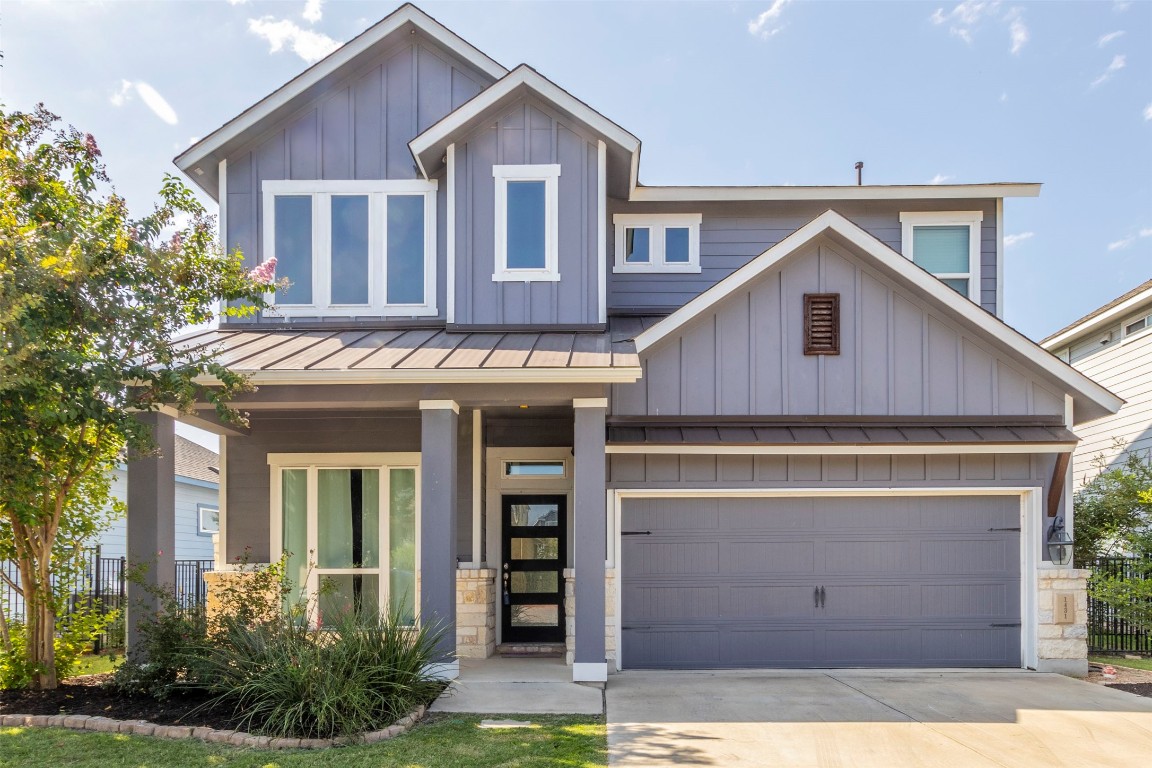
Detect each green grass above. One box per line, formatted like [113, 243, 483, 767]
[0, 714, 606, 768]
[1091, 654, 1152, 671]
[67, 653, 122, 678]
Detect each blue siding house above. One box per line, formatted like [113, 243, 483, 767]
[122, 4, 1120, 680]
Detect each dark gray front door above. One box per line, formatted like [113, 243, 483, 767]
[620, 495, 1021, 669]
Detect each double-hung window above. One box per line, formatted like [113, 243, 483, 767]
[262, 180, 438, 316]
[899, 211, 983, 301]
[493, 164, 561, 282]
[612, 214, 701, 273]
[269, 453, 419, 626]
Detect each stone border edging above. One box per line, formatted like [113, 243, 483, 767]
[0, 703, 426, 749]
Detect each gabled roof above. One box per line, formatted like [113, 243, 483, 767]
[1040, 278, 1152, 349]
[409, 64, 640, 193]
[633, 210, 1122, 425]
[174, 3, 507, 197]
[174, 436, 220, 485]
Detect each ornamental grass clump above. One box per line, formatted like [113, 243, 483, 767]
[202, 605, 445, 740]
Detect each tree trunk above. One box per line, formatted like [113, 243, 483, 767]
[18, 541, 58, 691]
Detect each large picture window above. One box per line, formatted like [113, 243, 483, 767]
[492, 164, 561, 282]
[261, 181, 438, 316]
[269, 453, 419, 626]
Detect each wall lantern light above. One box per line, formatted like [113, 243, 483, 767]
[1046, 516, 1074, 566]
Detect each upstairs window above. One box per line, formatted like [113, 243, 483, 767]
[261, 180, 438, 317]
[493, 165, 561, 282]
[612, 214, 702, 273]
[899, 211, 983, 301]
[1123, 311, 1152, 340]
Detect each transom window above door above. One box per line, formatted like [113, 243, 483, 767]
[899, 211, 983, 301]
[261, 180, 438, 316]
[613, 213, 702, 273]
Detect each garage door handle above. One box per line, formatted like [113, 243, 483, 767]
[988, 527, 1021, 532]
[814, 587, 820, 608]
[621, 531, 652, 536]
[819, 586, 826, 609]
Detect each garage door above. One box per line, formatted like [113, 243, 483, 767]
[620, 495, 1021, 669]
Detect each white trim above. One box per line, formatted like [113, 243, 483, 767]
[446, 143, 456, 325]
[612, 213, 702, 274]
[995, 198, 1004, 319]
[194, 367, 642, 386]
[176, 4, 506, 186]
[573, 397, 609, 409]
[260, 180, 439, 317]
[572, 662, 608, 683]
[218, 159, 228, 255]
[605, 442, 1077, 455]
[409, 65, 640, 180]
[197, 504, 220, 536]
[268, 451, 422, 467]
[419, 399, 460, 413]
[610, 486, 1041, 672]
[628, 184, 1041, 202]
[471, 409, 482, 564]
[631, 210, 1122, 418]
[216, 437, 228, 569]
[492, 164, 561, 282]
[899, 211, 983, 303]
[597, 140, 607, 324]
[1042, 284, 1152, 349]
[502, 459, 568, 479]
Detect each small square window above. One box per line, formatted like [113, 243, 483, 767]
[198, 506, 220, 535]
[624, 227, 651, 263]
[899, 212, 983, 302]
[613, 214, 702, 273]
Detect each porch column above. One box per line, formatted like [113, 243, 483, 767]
[125, 411, 176, 657]
[573, 398, 608, 682]
[419, 400, 458, 677]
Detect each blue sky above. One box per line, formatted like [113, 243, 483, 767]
[3, 0, 1150, 342]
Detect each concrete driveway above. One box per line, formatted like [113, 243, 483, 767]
[607, 669, 1152, 767]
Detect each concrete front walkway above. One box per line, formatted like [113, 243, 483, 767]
[607, 669, 1152, 767]
[430, 657, 603, 715]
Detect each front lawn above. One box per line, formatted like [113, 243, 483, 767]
[1090, 655, 1152, 672]
[68, 653, 122, 678]
[0, 713, 607, 768]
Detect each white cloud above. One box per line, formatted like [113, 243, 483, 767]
[999, 91, 1009, 102]
[1091, 54, 1126, 88]
[109, 79, 178, 125]
[930, 2, 1030, 55]
[1108, 236, 1135, 251]
[226, 0, 248, 4]
[1113, 0, 1131, 11]
[1143, 103, 1152, 121]
[1141, 228, 1152, 238]
[248, 16, 341, 63]
[748, 0, 793, 39]
[928, 173, 953, 185]
[1098, 30, 1125, 46]
[1003, 232, 1033, 248]
[189, 136, 201, 146]
[302, 0, 322, 23]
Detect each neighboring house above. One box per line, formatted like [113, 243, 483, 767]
[1041, 279, 1152, 488]
[121, 4, 1121, 679]
[101, 436, 220, 562]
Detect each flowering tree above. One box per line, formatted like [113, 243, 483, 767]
[0, 105, 274, 690]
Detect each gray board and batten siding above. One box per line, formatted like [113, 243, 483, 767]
[607, 199, 998, 316]
[450, 97, 602, 327]
[619, 495, 1022, 669]
[610, 236, 1063, 419]
[222, 32, 492, 324]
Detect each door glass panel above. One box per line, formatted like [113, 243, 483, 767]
[387, 195, 425, 305]
[317, 574, 379, 626]
[511, 537, 559, 560]
[274, 195, 313, 304]
[510, 571, 559, 593]
[624, 227, 650, 263]
[317, 469, 380, 568]
[664, 227, 690, 263]
[281, 469, 308, 606]
[912, 225, 969, 274]
[330, 195, 369, 305]
[509, 503, 560, 527]
[510, 604, 559, 627]
[389, 468, 417, 623]
[506, 180, 546, 268]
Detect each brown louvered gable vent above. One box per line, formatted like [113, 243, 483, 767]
[803, 293, 840, 355]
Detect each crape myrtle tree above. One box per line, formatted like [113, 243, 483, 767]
[0, 105, 275, 690]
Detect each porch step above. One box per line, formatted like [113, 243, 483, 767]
[496, 642, 565, 658]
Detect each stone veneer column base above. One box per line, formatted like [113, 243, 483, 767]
[1036, 567, 1090, 677]
[455, 568, 496, 659]
[564, 568, 617, 673]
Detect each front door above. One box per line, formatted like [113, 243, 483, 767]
[501, 495, 566, 643]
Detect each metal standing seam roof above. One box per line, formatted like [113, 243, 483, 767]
[607, 423, 1079, 447]
[173, 326, 640, 376]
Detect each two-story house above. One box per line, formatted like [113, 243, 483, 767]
[124, 4, 1120, 680]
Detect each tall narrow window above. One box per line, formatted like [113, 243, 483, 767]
[330, 195, 369, 305]
[900, 211, 983, 301]
[493, 164, 561, 281]
[387, 195, 426, 305]
[274, 196, 313, 305]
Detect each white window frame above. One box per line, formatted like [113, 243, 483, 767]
[261, 180, 438, 317]
[492, 164, 561, 282]
[501, 459, 569, 479]
[899, 211, 983, 301]
[1121, 310, 1152, 342]
[612, 213, 702, 273]
[267, 452, 421, 625]
[197, 504, 220, 536]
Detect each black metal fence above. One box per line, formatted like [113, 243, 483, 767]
[1088, 556, 1152, 655]
[0, 548, 215, 652]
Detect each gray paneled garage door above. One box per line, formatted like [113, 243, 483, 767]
[620, 495, 1021, 669]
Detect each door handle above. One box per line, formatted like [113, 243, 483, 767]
[819, 586, 826, 609]
[814, 586, 820, 608]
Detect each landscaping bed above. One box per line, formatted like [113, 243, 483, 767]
[1086, 659, 1152, 698]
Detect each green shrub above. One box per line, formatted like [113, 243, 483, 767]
[201, 604, 445, 740]
[1, 606, 119, 689]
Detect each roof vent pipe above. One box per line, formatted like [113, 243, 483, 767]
[855, 161, 863, 186]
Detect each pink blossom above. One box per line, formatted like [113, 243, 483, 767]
[83, 133, 101, 158]
[249, 257, 277, 283]
[169, 232, 183, 252]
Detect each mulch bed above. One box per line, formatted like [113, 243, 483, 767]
[1106, 683, 1152, 698]
[0, 673, 246, 731]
